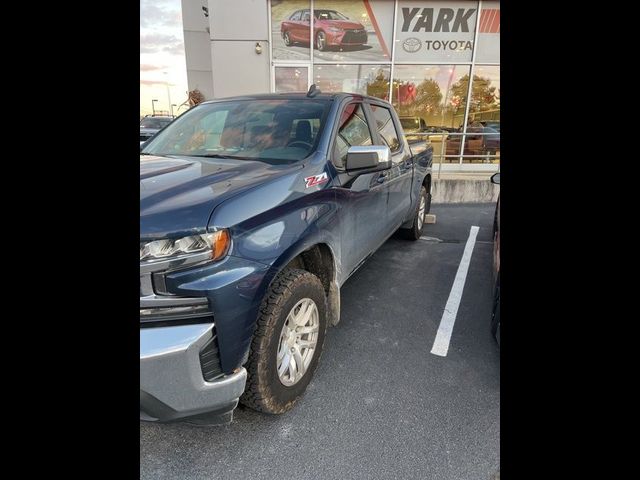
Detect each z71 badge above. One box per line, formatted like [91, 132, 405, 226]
[304, 172, 329, 188]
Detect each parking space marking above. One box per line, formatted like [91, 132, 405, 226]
[431, 225, 480, 357]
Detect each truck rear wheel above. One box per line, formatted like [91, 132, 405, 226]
[401, 185, 428, 240]
[240, 268, 327, 414]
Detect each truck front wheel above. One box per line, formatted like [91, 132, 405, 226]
[240, 269, 327, 414]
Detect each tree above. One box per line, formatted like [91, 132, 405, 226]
[450, 74, 498, 116]
[408, 78, 443, 116]
[366, 70, 390, 100]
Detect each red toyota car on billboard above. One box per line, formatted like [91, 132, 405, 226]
[281, 9, 368, 51]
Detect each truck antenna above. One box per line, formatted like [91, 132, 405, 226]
[307, 84, 321, 98]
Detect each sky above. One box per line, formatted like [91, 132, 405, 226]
[140, 0, 188, 117]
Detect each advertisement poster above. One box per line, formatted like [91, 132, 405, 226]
[271, 0, 393, 62]
[395, 1, 478, 62]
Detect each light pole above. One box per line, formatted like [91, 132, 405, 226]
[152, 99, 158, 116]
[163, 72, 172, 117]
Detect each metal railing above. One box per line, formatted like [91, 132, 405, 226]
[405, 131, 500, 179]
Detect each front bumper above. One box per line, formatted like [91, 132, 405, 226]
[140, 322, 247, 422]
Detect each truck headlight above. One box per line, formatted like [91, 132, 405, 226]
[140, 230, 231, 262]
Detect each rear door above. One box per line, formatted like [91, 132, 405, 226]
[367, 102, 414, 234]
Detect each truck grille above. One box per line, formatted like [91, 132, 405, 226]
[200, 331, 224, 381]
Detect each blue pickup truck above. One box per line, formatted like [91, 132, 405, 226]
[140, 90, 433, 424]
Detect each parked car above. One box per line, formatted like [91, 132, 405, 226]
[399, 116, 428, 133]
[140, 89, 433, 424]
[490, 172, 500, 345]
[281, 9, 367, 51]
[445, 126, 500, 158]
[140, 115, 174, 145]
[481, 121, 500, 132]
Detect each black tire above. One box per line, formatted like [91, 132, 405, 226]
[491, 274, 500, 346]
[283, 31, 292, 46]
[401, 185, 428, 240]
[240, 268, 327, 414]
[316, 31, 327, 51]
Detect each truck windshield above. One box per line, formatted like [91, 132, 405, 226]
[142, 99, 330, 164]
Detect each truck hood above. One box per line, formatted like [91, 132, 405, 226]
[140, 155, 299, 239]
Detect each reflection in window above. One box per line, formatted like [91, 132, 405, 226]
[391, 65, 470, 130]
[333, 103, 372, 168]
[461, 65, 500, 164]
[466, 66, 500, 127]
[370, 105, 400, 153]
[315, 64, 390, 100]
[275, 67, 308, 93]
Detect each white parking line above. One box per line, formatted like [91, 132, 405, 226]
[431, 226, 480, 357]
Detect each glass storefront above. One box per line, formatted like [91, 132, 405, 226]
[270, 0, 500, 166]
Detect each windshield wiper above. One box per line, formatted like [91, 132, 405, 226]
[181, 153, 257, 161]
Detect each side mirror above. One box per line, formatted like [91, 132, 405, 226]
[345, 145, 391, 173]
[490, 172, 500, 185]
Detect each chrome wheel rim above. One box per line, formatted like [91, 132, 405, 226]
[317, 33, 325, 50]
[277, 298, 319, 386]
[284, 32, 290, 45]
[418, 194, 426, 230]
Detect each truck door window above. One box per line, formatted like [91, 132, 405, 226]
[369, 105, 401, 153]
[333, 103, 372, 168]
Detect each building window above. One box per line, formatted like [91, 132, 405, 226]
[314, 64, 390, 99]
[275, 66, 309, 93]
[391, 65, 470, 130]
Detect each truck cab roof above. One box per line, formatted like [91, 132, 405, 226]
[200, 92, 392, 106]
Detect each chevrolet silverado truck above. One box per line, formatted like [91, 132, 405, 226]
[140, 89, 433, 424]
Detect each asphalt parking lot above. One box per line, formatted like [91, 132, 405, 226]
[140, 203, 500, 480]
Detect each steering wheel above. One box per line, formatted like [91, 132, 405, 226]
[288, 140, 313, 150]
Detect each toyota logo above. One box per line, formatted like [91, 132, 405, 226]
[402, 37, 422, 53]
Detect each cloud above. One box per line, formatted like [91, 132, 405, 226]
[140, 80, 169, 86]
[140, 1, 181, 28]
[140, 33, 184, 54]
[140, 64, 167, 72]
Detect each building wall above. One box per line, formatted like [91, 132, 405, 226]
[182, 0, 215, 99]
[209, 0, 271, 97]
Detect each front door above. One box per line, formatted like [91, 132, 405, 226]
[331, 101, 391, 277]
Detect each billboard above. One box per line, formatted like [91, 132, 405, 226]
[271, 0, 394, 62]
[394, 1, 478, 62]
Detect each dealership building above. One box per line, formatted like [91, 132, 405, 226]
[181, 0, 500, 176]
